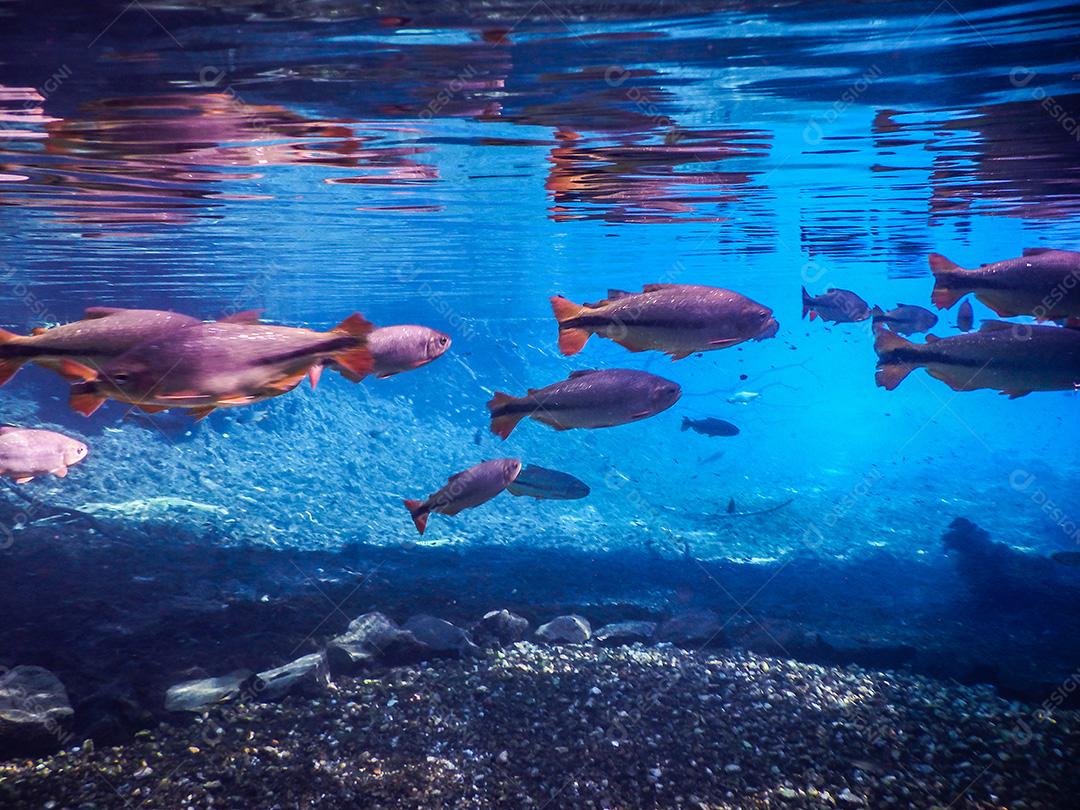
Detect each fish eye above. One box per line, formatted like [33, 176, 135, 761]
[111, 372, 130, 384]
[758, 311, 768, 320]
[438, 336, 449, 346]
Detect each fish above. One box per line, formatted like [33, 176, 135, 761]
[871, 304, 938, 335]
[929, 249, 1080, 320]
[0, 307, 209, 386]
[551, 284, 778, 359]
[726, 497, 736, 514]
[801, 287, 871, 323]
[332, 324, 450, 381]
[727, 391, 760, 404]
[874, 321, 1080, 398]
[487, 368, 681, 439]
[1051, 551, 1080, 567]
[403, 458, 521, 534]
[0, 426, 88, 483]
[64, 314, 374, 419]
[681, 416, 739, 437]
[956, 299, 974, 332]
[506, 464, 590, 500]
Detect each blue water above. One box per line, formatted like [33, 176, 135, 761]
[1, 0, 1079, 563]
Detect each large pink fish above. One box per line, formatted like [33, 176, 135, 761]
[0, 427, 88, 483]
[551, 284, 778, 359]
[487, 368, 681, 439]
[65, 315, 374, 419]
[930, 249, 1080, 320]
[0, 307, 204, 386]
[403, 458, 521, 534]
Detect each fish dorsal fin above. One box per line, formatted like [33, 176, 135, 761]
[0, 424, 19, 434]
[896, 303, 920, 309]
[83, 306, 127, 319]
[641, 284, 678, 293]
[979, 319, 1015, 333]
[925, 334, 940, 343]
[606, 289, 636, 300]
[568, 369, 601, 379]
[218, 309, 264, 324]
[1022, 247, 1054, 256]
[31, 327, 48, 336]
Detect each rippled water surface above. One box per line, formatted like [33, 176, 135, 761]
[1, 0, 1079, 555]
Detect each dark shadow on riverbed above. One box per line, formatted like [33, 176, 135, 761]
[3, 505, 1080, 750]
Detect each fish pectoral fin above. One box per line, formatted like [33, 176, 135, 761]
[707, 338, 739, 347]
[189, 406, 216, 421]
[56, 359, 99, 383]
[610, 337, 647, 353]
[1001, 389, 1032, 399]
[668, 351, 692, 360]
[216, 395, 254, 406]
[266, 369, 308, 392]
[14, 476, 34, 484]
[51, 466, 68, 478]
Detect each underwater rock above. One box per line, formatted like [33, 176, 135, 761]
[471, 609, 530, 647]
[163, 670, 251, 712]
[74, 684, 154, 746]
[0, 666, 74, 758]
[593, 620, 657, 646]
[536, 614, 591, 644]
[655, 609, 726, 646]
[253, 653, 326, 701]
[325, 612, 428, 675]
[403, 615, 480, 658]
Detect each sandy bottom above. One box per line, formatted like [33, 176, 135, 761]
[2, 644, 1076, 809]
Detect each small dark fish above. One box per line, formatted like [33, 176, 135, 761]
[507, 464, 590, 500]
[726, 497, 736, 514]
[699, 449, 726, 465]
[871, 304, 938, 335]
[681, 416, 739, 437]
[801, 287, 870, 324]
[1051, 551, 1080, 567]
[930, 249, 1080, 319]
[956, 299, 974, 332]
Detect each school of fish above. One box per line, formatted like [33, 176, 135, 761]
[1, 255, 1077, 534]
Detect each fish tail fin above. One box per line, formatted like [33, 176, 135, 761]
[681, 416, 690, 432]
[0, 329, 26, 386]
[928, 253, 967, 309]
[487, 391, 526, 439]
[801, 287, 812, 320]
[550, 296, 591, 355]
[873, 329, 919, 390]
[403, 499, 429, 534]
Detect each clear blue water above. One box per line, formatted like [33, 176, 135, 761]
[1, 0, 1079, 562]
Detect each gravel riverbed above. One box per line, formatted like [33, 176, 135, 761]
[1, 644, 1076, 809]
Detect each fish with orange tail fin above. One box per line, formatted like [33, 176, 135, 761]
[551, 284, 777, 359]
[929, 249, 1080, 319]
[0, 308, 200, 387]
[66, 315, 374, 418]
[403, 458, 521, 534]
[874, 321, 1080, 397]
[487, 368, 681, 439]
